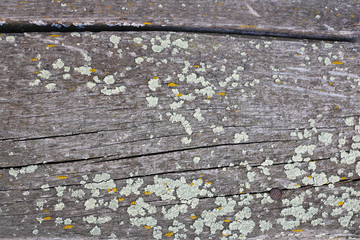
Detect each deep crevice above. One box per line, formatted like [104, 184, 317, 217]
[0, 23, 357, 42]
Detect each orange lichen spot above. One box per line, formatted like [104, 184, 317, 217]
[90, 68, 96, 72]
[292, 229, 303, 232]
[351, 14, 355, 17]
[49, 34, 60, 37]
[189, 182, 194, 186]
[144, 191, 152, 195]
[168, 82, 179, 87]
[165, 232, 174, 237]
[218, 207, 222, 210]
[107, 6, 111, 9]
[176, 93, 183, 97]
[106, 189, 112, 192]
[341, 177, 347, 180]
[308, 176, 313, 179]
[338, 201, 344, 206]
[144, 225, 151, 229]
[190, 215, 197, 219]
[44, 16, 49, 18]
[118, 198, 124, 201]
[216, 3, 223, 5]
[205, 181, 212, 185]
[152, 76, 159, 79]
[143, 22, 152, 25]
[63, 225, 73, 229]
[44, 217, 51, 220]
[239, 191, 243, 194]
[332, 61, 343, 65]
[218, 92, 226, 96]
[44, 209, 50, 212]
[30, 58, 38, 61]
[34, 71, 39, 74]
[112, 188, 117, 192]
[336, 14, 340, 17]
[193, 65, 200, 68]
[206, 96, 211, 99]
[131, 201, 136, 205]
[329, 82, 333, 85]
[240, 25, 257, 28]
[168, 188, 171, 191]
[56, 176, 68, 179]
[224, 219, 230, 223]
[47, 45, 56, 48]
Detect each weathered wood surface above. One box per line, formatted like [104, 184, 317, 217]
[0, 0, 359, 38]
[1, 32, 360, 239]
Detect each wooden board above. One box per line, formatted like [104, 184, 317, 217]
[1, 32, 360, 239]
[0, 0, 359, 39]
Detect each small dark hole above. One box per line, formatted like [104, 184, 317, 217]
[270, 188, 282, 200]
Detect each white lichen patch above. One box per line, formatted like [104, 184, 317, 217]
[172, 38, 189, 49]
[87, 82, 96, 89]
[233, 132, 249, 143]
[85, 173, 116, 190]
[127, 198, 157, 217]
[104, 75, 115, 85]
[9, 165, 38, 179]
[55, 186, 66, 197]
[130, 216, 158, 228]
[52, 59, 64, 69]
[110, 35, 121, 48]
[259, 220, 272, 232]
[166, 112, 192, 135]
[151, 34, 171, 53]
[345, 117, 355, 126]
[170, 100, 184, 110]
[135, 57, 144, 64]
[83, 215, 111, 224]
[90, 226, 101, 236]
[312, 172, 328, 186]
[54, 202, 65, 211]
[193, 156, 200, 164]
[284, 163, 306, 180]
[84, 198, 97, 210]
[181, 137, 192, 144]
[211, 125, 224, 134]
[45, 83, 56, 90]
[120, 178, 143, 196]
[6, 36, 15, 43]
[38, 70, 52, 79]
[29, 79, 41, 86]
[148, 78, 161, 91]
[318, 132, 333, 146]
[146, 95, 158, 107]
[340, 150, 360, 164]
[193, 108, 204, 122]
[74, 66, 92, 76]
[101, 86, 126, 95]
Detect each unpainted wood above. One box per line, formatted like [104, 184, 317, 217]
[0, 32, 360, 239]
[0, 0, 359, 37]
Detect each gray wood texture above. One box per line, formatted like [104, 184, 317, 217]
[0, 0, 359, 37]
[1, 32, 360, 239]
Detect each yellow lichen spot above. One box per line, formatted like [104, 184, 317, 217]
[335, 106, 339, 108]
[329, 82, 333, 85]
[338, 201, 344, 206]
[44, 209, 50, 212]
[239, 191, 243, 194]
[152, 76, 159, 79]
[240, 25, 257, 28]
[165, 232, 174, 237]
[332, 61, 343, 65]
[190, 215, 197, 219]
[176, 93, 183, 97]
[44, 217, 51, 220]
[218, 92, 226, 96]
[292, 229, 303, 232]
[47, 45, 56, 48]
[206, 96, 211, 99]
[112, 188, 117, 192]
[308, 176, 313, 179]
[144, 225, 151, 229]
[148, 2, 153, 4]
[49, 34, 60, 37]
[30, 58, 38, 61]
[164, 183, 167, 185]
[143, 22, 152, 25]
[205, 181, 212, 185]
[118, 198, 124, 201]
[63, 225, 73, 229]
[351, 14, 355, 17]
[131, 201, 136, 205]
[224, 219, 230, 223]
[34, 71, 39, 74]
[90, 68, 96, 72]
[278, 81, 283, 84]
[341, 177, 347, 180]
[294, 7, 299, 10]
[193, 65, 200, 68]
[168, 82, 179, 87]
[216, 3, 223, 5]
[144, 191, 152, 195]
[56, 176, 68, 179]
[106, 189, 111, 192]
[218, 207, 222, 210]
[189, 182, 194, 186]
[105, 72, 109, 74]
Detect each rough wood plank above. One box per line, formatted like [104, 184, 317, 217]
[0, 0, 359, 38]
[1, 32, 360, 239]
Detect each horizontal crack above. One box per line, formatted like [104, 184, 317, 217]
[0, 22, 357, 42]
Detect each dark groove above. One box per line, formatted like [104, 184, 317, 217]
[0, 23, 357, 42]
[0, 139, 294, 169]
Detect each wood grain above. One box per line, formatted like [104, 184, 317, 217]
[0, 1, 359, 38]
[0, 32, 360, 239]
